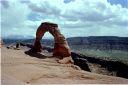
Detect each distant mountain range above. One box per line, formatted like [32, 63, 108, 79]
[67, 36, 128, 50]
[3, 36, 128, 50]
[2, 35, 35, 40]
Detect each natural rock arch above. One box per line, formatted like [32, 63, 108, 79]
[32, 22, 72, 63]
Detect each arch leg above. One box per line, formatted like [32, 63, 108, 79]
[32, 37, 42, 52]
[31, 30, 45, 52]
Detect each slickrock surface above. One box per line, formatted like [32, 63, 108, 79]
[1, 46, 128, 84]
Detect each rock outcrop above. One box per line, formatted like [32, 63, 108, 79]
[71, 52, 91, 72]
[2, 46, 128, 84]
[71, 52, 128, 79]
[31, 22, 72, 63]
[5, 42, 128, 79]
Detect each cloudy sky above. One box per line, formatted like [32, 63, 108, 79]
[1, 0, 128, 39]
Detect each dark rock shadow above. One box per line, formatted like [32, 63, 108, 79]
[71, 52, 91, 72]
[24, 49, 53, 59]
[71, 52, 128, 79]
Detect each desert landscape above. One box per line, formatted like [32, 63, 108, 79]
[1, 38, 128, 84]
[1, 0, 128, 84]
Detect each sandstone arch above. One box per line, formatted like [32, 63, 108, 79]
[32, 22, 72, 63]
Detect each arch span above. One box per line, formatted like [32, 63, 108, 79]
[32, 22, 72, 60]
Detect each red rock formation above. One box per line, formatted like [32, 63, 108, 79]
[32, 22, 72, 63]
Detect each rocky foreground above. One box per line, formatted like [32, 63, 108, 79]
[1, 45, 128, 85]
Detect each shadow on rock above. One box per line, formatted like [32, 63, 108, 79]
[71, 52, 128, 79]
[71, 52, 91, 72]
[25, 49, 52, 59]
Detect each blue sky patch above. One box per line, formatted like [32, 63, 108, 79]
[107, 0, 128, 8]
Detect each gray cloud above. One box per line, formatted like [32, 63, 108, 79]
[0, 0, 9, 8]
[29, 1, 61, 16]
[1, 0, 128, 38]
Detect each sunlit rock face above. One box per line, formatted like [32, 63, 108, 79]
[32, 22, 71, 59]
